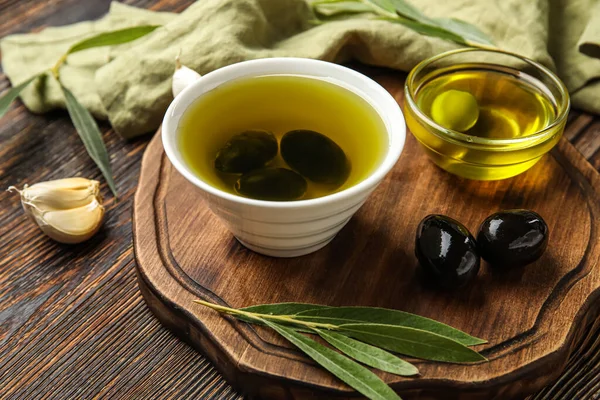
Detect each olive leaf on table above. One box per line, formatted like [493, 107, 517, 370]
[0, 75, 42, 118]
[0, 25, 160, 197]
[60, 85, 117, 197]
[194, 299, 487, 400]
[311, 0, 496, 48]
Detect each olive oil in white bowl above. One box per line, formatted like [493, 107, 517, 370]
[162, 58, 405, 257]
[178, 75, 387, 201]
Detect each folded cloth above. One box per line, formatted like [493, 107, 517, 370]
[1, 3, 174, 120]
[578, 1, 600, 60]
[1, 0, 599, 138]
[572, 0, 600, 114]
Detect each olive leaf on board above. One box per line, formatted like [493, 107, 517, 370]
[311, 0, 496, 48]
[0, 25, 161, 197]
[315, 329, 419, 376]
[294, 306, 487, 345]
[194, 299, 487, 400]
[264, 319, 403, 400]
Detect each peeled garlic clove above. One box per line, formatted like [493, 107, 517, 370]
[8, 177, 105, 244]
[172, 53, 201, 97]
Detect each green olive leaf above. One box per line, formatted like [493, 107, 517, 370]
[0, 74, 42, 119]
[241, 302, 331, 315]
[315, 329, 419, 376]
[378, 0, 493, 45]
[195, 299, 488, 397]
[312, 0, 495, 47]
[378, 16, 467, 44]
[67, 25, 160, 54]
[380, 15, 494, 47]
[296, 307, 486, 346]
[60, 84, 117, 197]
[234, 314, 314, 333]
[237, 302, 331, 332]
[434, 18, 494, 46]
[362, 0, 396, 14]
[263, 320, 402, 400]
[339, 323, 487, 363]
[313, 1, 373, 17]
[386, 0, 433, 23]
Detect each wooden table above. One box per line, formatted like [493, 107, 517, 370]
[1, 1, 599, 399]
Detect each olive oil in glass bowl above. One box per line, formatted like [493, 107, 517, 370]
[404, 49, 570, 180]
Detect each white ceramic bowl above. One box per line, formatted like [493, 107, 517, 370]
[162, 58, 406, 257]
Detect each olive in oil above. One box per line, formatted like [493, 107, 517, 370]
[406, 65, 563, 180]
[178, 75, 387, 200]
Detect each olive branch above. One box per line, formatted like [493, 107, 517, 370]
[0, 25, 160, 198]
[311, 0, 497, 49]
[195, 299, 488, 400]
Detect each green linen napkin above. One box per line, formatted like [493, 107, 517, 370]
[0, 3, 174, 120]
[1, 0, 599, 138]
[578, 1, 600, 59]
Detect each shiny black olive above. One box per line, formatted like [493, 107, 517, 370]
[235, 167, 307, 201]
[477, 210, 548, 268]
[214, 130, 278, 174]
[280, 130, 350, 186]
[415, 215, 480, 289]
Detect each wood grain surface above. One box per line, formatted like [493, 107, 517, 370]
[1, 1, 600, 399]
[134, 102, 600, 399]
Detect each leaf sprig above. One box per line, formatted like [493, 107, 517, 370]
[311, 0, 496, 48]
[0, 25, 160, 197]
[194, 299, 487, 400]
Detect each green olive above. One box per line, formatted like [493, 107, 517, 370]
[280, 130, 350, 186]
[214, 130, 278, 174]
[430, 90, 479, 132]
[235, 167, 307, 201]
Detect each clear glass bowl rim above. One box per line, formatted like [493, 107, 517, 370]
[404, 48, 570, 148]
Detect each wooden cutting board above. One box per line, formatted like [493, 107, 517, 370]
[133, 75, 600, 400]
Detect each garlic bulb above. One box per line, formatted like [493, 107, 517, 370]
[172, 52, 202, 97]
[8, 177, 105, 244]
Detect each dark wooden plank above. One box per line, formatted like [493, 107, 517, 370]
[0, 1, 599, 400]
[573, 121, 600, 160]
[0, 0, 110, 38]
[564, 114, 595, 142]
[591, 150, 600, 171]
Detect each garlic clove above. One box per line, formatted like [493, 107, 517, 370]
[26, 177, 93, 191]
[8, 177, 105, 244]
[172, 52, 201, 98]
[19, 178, 101, 211]
[39, 200, 105, 244]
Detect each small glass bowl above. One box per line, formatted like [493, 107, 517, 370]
[404, 48, 570, 180]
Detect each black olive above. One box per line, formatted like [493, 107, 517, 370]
[235, 167, 307, 201]
[477, 210, 548, 268]
[280, 129, 350, 186]
[415, 215, 480, 289]
[214, 130, 278, 174]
